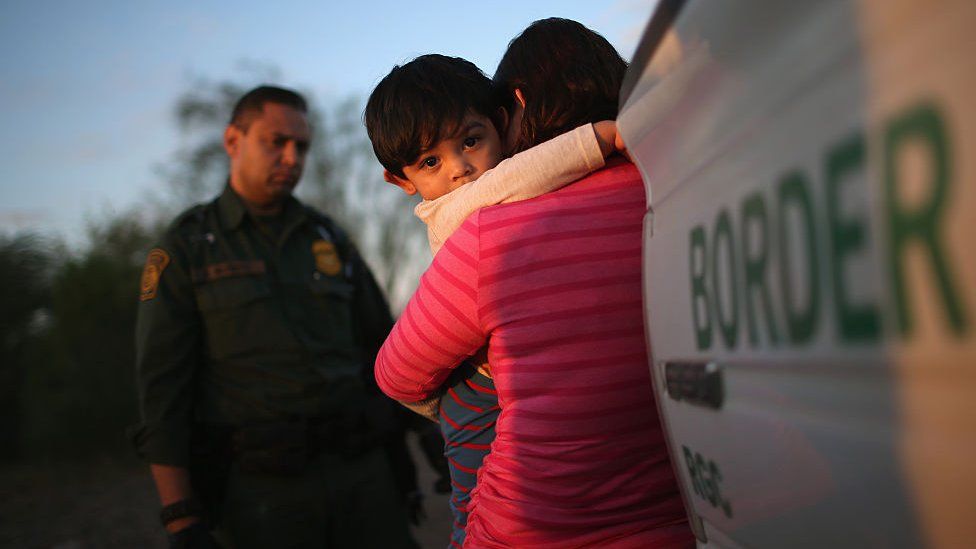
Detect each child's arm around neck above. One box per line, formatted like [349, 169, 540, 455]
[415, 122, 619, 254]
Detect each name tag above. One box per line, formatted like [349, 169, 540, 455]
[192, 260, 266, 283]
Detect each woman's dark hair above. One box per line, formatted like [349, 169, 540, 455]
[494, 18, 627, 154]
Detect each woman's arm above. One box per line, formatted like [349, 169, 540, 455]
[418, 122, 619, 252]
[375, 215, 486, 401]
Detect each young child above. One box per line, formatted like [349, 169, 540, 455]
[364, 54, 623, 548]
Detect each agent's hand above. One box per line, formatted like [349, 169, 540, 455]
[433, 475, 452, 494]
[168, 522, 219, 549]
[405, 490, 426, 526]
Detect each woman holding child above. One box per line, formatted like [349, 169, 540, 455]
[375, 18, 693, 548]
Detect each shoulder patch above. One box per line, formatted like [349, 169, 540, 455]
[140, 248, 171, 301]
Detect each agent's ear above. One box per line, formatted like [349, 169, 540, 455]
[223, 124, 241, 157]
[384, 169, 417, 195]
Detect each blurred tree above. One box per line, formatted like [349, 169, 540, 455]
[155, 70, 429, 309]
[0, 233, 52, 460]
[18, 214, 157, 458]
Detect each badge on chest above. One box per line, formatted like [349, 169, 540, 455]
[312, 239, 342, 276]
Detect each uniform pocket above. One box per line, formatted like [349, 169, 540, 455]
[194, 277, 289, 361]
[195, 277, 272, 311]
[304, 276, 359, 362]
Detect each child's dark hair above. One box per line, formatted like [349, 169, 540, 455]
[364, 54, 502, 178]
[494, 18, 627, 154]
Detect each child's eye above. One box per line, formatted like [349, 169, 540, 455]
[463, 136, 480, 148]
[421, 156, 439, 169]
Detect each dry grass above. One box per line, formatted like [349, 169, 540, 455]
[0, 439, 451, 549]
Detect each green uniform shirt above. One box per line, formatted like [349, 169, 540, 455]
[131, 185, 394, 466]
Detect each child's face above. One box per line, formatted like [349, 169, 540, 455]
[392, 112, 503, 200]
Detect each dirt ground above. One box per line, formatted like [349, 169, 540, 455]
[0, 439, 452, 549]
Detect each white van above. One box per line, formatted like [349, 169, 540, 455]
[618, 0, 976, 547]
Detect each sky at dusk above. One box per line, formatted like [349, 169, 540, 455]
[0, 0, 657, 243]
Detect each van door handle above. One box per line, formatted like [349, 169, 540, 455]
[662, 361, 724, 410]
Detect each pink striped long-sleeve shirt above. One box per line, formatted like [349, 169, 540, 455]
[376, 159, 692, 548]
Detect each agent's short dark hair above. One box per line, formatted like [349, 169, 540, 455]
[364, 54, 502, 178]
[229, 85, 308, 131]
[494, 18, 627, 154]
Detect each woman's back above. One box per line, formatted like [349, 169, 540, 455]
[374, 159, 691, 547]
[465, 159, 690, 547]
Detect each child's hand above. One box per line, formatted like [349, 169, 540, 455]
[614, 129, 632, 162]
[593, 120, 617, 158]
[593, 120, 631, 161]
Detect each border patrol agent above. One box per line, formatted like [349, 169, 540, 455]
[130, 86, 419, 548]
